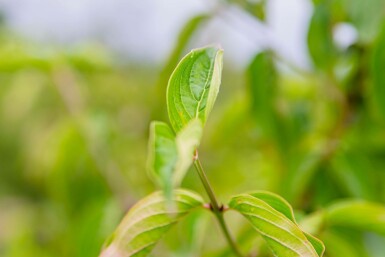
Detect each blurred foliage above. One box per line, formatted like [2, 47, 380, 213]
[1, 0, 385, 256]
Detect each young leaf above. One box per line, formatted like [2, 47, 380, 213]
[167, 46, 223, 132]
[100, 189, 204, 257]
[147, 121, 178, 197]
[229, 192, 324, 257]
[157, 15, 209, 99]
[174, 119, 203, 184]
[326, 200, 385, 236]
[148, 119, 202, 196]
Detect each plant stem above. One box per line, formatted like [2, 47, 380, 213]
[193, 151, 244, 257]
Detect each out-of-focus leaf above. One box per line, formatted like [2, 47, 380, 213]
[228, 0, 266, 21]
[308, 3, 336, 70]
[247, 51, 285, 148]
[167, 46, 223, 132]
[282, 149, 324, 204]
[100, 189, 204, 257]
[341, 0, 385, 43]
[330, 150, 376, 200]
[229, 192, 324, 257]
[326, 201, 385, 236]
[321, 230, 363, 257]
[299, 211, 326, 236]
[148, 120, 202, 197]
[371, 24, 385, 121]
[148, 121, 178, 198]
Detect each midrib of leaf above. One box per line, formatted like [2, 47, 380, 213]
[260, 232, 301, 256]
[240, 210, 313, 254]
[167, 47, 220, 132]
[230, 195, 319, 256]
[125, 221, 177, 253]
[192, 53, 215, 119]
[123, 194, 199, 223]
[235, 202, 317, 256]
[119, 209, 188, 234]
[129, 241, 157, 256]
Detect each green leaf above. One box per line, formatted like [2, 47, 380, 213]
[326, 201, 385, 236]
[330, 150, 376, 200]
[228, 0, 266, 21]
[229, 192, 325, 257]
[174, 119, 203, 184]
[247, 51, 286, 149]
[307, 3, 336, 70]
[167, 46, 223, 132]
[157, 15, 209, 98]
[371, 24, 385, 121]
[341, 0, 385, 43]
[148, 120, 202, 197]
[321, 230, 363, 257]
[147, 121, 178, 198]
[282, 149, 324, 204]
[100, 189, 204, 257]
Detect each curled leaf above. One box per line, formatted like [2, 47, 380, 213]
[167, 46, 223, 132]
[148, 120, 202, 197]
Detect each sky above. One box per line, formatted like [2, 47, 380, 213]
[0, 0, 314, 68]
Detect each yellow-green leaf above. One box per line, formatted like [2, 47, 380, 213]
[229, 192, 324, 257]
[326, 200, 385, 235]
[147, 120, 202, 198]
[147, 121, 178, 198]
[174, 119, 203, 184]
[100, 189, 204, 257]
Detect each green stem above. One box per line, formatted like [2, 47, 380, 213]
[193, 152, 244, 257]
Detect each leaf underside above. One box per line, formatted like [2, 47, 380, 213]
[229, 192, 324, 257]
[100, 189, 203, 257]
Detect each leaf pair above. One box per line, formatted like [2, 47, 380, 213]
[148, 46, 223, 196]
[230, 192, 325, 257]
[102, 189, 324, 257]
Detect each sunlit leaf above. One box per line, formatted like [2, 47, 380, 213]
[100, 189, 204, 257]
[167, 46, 223, 132]
[229, 192, 324, 257]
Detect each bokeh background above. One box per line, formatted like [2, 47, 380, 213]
[1, 0, 385, 256]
